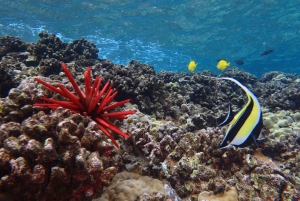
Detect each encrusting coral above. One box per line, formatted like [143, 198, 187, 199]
[198, 186, 238, 201]
[93, 171, 166, 201]
[34, 62, 135, 147]
[263, 109, 300, 137]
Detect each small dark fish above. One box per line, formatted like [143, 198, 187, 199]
[261, 49, 273, 56]
[235, 60, 244, 65]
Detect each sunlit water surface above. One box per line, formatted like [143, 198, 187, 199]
[1, 0, 300, 77]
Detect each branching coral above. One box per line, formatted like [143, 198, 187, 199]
[34, 62, 135, 147]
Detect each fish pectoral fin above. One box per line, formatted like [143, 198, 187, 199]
[251, 134, 258, 149]
[218, 105, 233, 127]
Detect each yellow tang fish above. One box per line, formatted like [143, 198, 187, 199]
[217, 59, 230, 70]
[188, 60, 197, 72]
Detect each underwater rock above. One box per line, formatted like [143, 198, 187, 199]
[0, 79, 36, 123]
[67, 38, 99, 60]
[0, 36, 28, 58]
[0, 107, 123, 201]
[121, 109, 184, 174]
[0, 57, 20, 97]
[257, 78, 300, 110]
[119, 106, 300, 200]
[260, 71, 297, 83]
[94, 171, 166, 201]
[126, 59, 156, 75]
[38, 58, 62, 76]
[220, 67, 258, 84]
[0, 33, 103, 98]
[27, 32, 68, 62]
[263, 109, 300, 137]
[261, 129, 300, 179]
[27, 32, 99, 68]
[93, 59, 167, 116]
[198, 186, 238, 201]
[257, 71, 300, 110]
[6, 33, 297, 120]
[157, 71, 190, 84]
[136, 193, 166, 201]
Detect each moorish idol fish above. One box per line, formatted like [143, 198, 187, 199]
[216, 77, 263, 149]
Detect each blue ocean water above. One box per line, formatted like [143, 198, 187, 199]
[0, 0, 299, 77]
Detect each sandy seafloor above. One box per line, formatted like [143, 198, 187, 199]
[0, 33, 299, 201]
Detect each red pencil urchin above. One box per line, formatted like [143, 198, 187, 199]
[34, 62, 135, 147]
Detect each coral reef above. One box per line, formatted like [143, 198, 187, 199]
[96, 59, 166, 117]
[0, 106, 122, 201]
[38, 58, 62, 77]
[0, 64, 134, 200]
[0, 36, 28, 97]
[0, 36, 28, 58]
[198, 186, 238, 201]
[120, 109, 300, 200]
[1, 32, 300, 201]
[257, 71, 300, 110]
[27, 32, 99, 64]
[220, 67, 258, 84]
[94, 171, 166, 201]
[0, 60, 19, 97]
[263, 109, 300, 137]
[0, 79, 35, 123]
